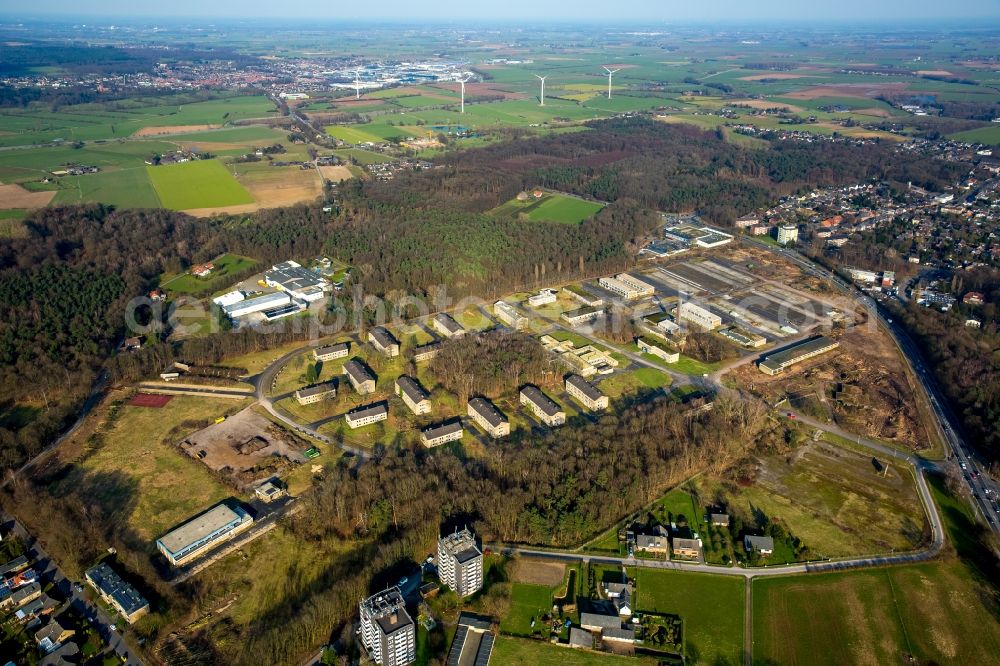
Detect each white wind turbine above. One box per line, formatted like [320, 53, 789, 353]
[603, 66, 621, 99]
[458, 74, 472, 113]
[354, 68, 362, 100]
[535, 74, 547, 106]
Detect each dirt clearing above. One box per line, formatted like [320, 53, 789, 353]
[127, 393, 173, 408]
[510, 558, 566, 585]
[179, 406, 308, 489]
[784, 83, 911, 100]
[739, 73, 811, 81]
[0, 184, 55, 209]
[132, 124, 221, 138]
[319, 165, 355, 182]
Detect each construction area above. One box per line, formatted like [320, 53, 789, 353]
[178, 407, 310, 489]
[725, 327, 932, 451]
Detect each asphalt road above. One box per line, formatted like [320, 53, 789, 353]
[743, 237, 1000, 535]
[2, 513, 144, 666]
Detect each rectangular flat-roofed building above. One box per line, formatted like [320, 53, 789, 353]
[420, 420, 464, 448]
[519, 385, 565, 427]
[222, 292, 291, 319]
[314, 342, 350, 361]
[395, 376, 431, 415]
[433, 313, 465, 338]
[562, 285, 605, 308]
[344, 359, 377, 394]
[369, 327, 400, 357]
[638, 336, 679, 363]
[447, 613, 495, 665]
[264, 260, 329, 302]
[345, 402, 389, 429]
[295, 381, 336, 405]
[85, 562, 149, 624]
[599, 273, 655, 300]
[678, 302, 722, 330]
[565, 374, 608, 411]
[360, 587, 416, 666]
[157, 503, 253, 567]
[561, 306, 602, 326]
[527, 289, 558, 307]
[412, 341, 442, 362]
[493, 301, 527, 330]
[467, 397, 509, 438]
[758, 336, 839, 376]
[437, 528, 483, 597]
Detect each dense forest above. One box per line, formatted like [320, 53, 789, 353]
[428, 331, 556, 400]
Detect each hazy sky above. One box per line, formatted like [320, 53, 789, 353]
[2, 0, 999, 22]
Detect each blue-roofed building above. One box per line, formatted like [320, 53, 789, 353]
[85, 562, 149, 624]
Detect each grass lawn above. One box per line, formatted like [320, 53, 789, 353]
[500, 583, 558, 637]
[634, 569, 744, 665]
[326, 123, 411, 144]
[490, 192, 604, 225]
[159, 252, 257, 294]
[753, 560, 1000, 665]
[52, 166, 161, 208]
[949, 124, 1000, 145]
[55, 394, 249, 544]
[597, 367, 672, 398]
[492, 637, 659, 665]
[694, 442, 927, 559]
[147, 159, 254, 210]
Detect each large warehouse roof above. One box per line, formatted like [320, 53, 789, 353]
[158, 504, 247, 555]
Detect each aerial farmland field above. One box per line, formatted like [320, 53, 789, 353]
[147, 159, 254, 210]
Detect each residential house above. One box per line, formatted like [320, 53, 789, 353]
[565, 374, 608, 411]
[368, 327, 400, 357]
[634, 534, 669, 556]
[295, 381, 336, 405]
[711, 513, 730, 527]
[603, 581, 633, 617]
[964, 291, 985, 306]
[395, 376, 431, 415]
[569, 627, 594, 649]
[467, 397, 510, 438]
[672, 538, 702, 560]
[314, 342, 350, 361]
[84, 562, 149, 624]
[519, 386, 565, 427]
[420, 421, 464, 448]
[345, 402, 389, 429]
[343, 359, 377, 394]
[35, 621, 74, 652]
[744, 535, 775, 555]
[432, 313, 465, 338]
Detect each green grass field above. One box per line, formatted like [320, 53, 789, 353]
[491, 192, 604, 224]
[634, 569, 745, 665]
[492, 636, 659, 665]
[695, 443, 927, 559]
[52, 167, 161, 208]
[159, 252, 257, 294]
[950, 125, 1000, 145]
[0, 95, 276, 147]
[499, 582, 555, 636]
[53, 394, 249, 544]
[147, 159, 254, 210]
[753, 561, 1000, 665]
